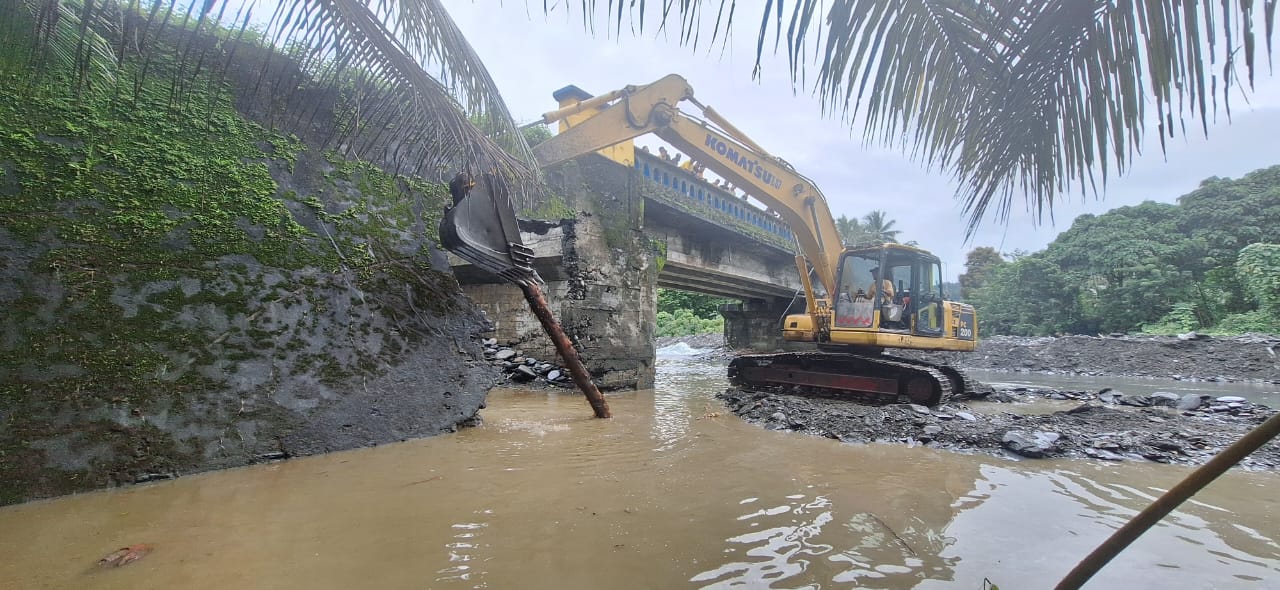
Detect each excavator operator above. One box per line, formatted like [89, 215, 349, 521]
[867, 267, 895, 303]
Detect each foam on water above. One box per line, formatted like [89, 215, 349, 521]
[656, 342, 707, 357]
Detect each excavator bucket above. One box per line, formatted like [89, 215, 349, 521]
[437, 172, 611, 418]
[438, 173, 539, 285]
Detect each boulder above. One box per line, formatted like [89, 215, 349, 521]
[1002, 430, 1061, 458]
[1176, 394, 1205, 411]
[494, 348, 517, 361]
[1118, 395, 1153, 407]
[1216, 396, 1248, 404]
[511, 365, 538, 382]
[546, 369, 562, 381]
[1150, 392, 1181, 407]
[954, 412, 977, 422]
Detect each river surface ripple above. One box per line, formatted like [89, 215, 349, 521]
[1, 352, 1277, 589]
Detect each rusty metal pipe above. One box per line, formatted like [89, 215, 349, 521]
[438, 172, 609, 418]
[518, 281, 611, 418]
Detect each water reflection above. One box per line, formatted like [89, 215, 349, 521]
[921, 464, 1280, 589]
[437, 512, 490, 586]
[692, 494, 834, 588]
[0, 357, 1275, 590]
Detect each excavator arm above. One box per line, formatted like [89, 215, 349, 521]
[524, 73, 983, 407]
[533, 74, 845, 302]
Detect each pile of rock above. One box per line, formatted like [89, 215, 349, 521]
[481, 338, 572, 387]
[990, 386, 1273, 418]
[1096, 390, 1270, 416]
[716, 387, 1280, 468]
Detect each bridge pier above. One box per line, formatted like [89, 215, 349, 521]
[721, 298, 798, 351]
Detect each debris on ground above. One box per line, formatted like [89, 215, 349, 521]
[97, 544, 154, 568]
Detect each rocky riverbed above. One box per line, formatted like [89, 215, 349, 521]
[718, 387, 1280, 468]
[895, 333, 1280, 383]
[481, 338, 577, 388]
[656, 332, 1280, 467]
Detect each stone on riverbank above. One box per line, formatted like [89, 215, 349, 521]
[716, 387, 1280, 469]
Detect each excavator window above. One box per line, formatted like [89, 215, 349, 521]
[833, 253, 879, 328]
[913, 259, 945, 336]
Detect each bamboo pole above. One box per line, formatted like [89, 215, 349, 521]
[518, 281, 611, 418]
[1055, 411, 1280, 589]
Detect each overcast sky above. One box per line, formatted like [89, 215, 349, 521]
[448, 2, 1280, 278]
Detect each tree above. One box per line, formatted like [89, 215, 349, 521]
[835, 214, 871, 245]
[860, 210, 900, 243]
[658, 288, 729, 320]
[963, 165, 1280, 336]
[1237, 243, 1280, 317]
[958, 247, 1005, 300]
[521, 123, 553, 148]
[835, 211, 899, 245]
[969, 255, 1080, 336]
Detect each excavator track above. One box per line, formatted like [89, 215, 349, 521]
[727, 352, 978, 407]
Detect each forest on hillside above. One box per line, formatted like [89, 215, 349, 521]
[960, 166, 1280, 336]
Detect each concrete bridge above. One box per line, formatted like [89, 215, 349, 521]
[451, 143, 806, 390]
[635, 150, 801, 301]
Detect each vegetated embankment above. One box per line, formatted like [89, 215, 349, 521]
[0, 33, 497, 505]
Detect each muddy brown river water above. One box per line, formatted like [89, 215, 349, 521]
[1, 353, 1278, 589]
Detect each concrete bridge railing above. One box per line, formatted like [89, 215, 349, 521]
[633, 151, 794, 250]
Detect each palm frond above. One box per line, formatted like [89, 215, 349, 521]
[4, 0, 119, 88]
[564, 1, 1277, 236]
[372, 0, 536, 164]
[253, 0, 538, 190]
[12, 0, 540, 204]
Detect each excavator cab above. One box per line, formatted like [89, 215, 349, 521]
[832, 244, 947, 337]
[750, 242, 978, 406]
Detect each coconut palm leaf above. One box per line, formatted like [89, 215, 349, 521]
[253, 0, 537, 185]
[861, 209, 899, 242]
[2, 0, 119, 87]
[565, 1, 1277, 236]
[9, 0, 540, 202]
[371, 0, 535, 162]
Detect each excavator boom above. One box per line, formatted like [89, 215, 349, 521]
[532, 74, 982, 405]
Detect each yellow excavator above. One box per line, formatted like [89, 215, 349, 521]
[445, 74, 983, 406]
